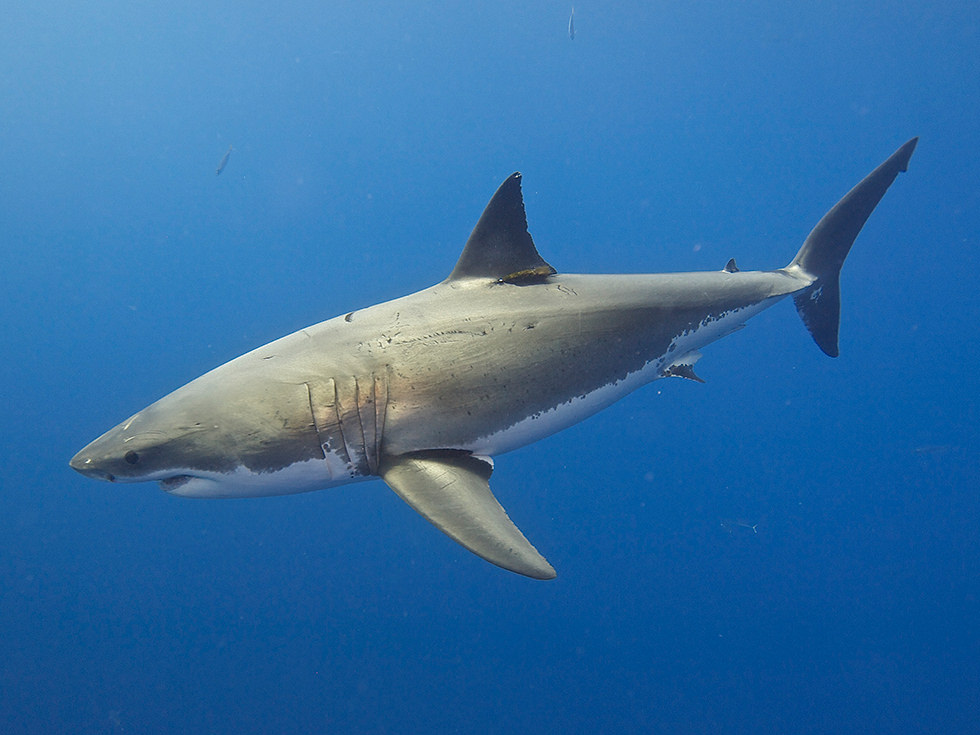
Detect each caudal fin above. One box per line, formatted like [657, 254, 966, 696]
[789, 138, 917, 357]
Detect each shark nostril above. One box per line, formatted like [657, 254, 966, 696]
[124, 451, 140, 465]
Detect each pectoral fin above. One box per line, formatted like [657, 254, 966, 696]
[379, 450, 556, 580]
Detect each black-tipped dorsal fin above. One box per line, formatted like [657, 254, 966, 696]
[447, 173, 556, 282]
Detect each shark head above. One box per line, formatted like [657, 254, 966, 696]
[70, 370, 332, 498]
[70, 402, 225, 490]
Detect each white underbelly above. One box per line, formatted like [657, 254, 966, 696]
[464, 298, 774, 457]
[161, 452, 367, 498]
[463, 359, 664, 457]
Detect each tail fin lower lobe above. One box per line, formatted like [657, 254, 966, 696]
[789, 138, 917, 357]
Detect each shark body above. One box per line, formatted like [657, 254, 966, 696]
[71, 139, 917, 579]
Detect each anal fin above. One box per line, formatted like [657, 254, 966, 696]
[379, 450, 556, 580]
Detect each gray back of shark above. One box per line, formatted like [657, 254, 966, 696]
[71, 138, 917, 579]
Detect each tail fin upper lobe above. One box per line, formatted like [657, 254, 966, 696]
[789, 138, 917, 357]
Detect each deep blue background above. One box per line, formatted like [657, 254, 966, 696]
[2, 2, 978, 733]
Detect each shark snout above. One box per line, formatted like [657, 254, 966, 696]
[69, 425, 153, 483]
[69, 448, 119, 482]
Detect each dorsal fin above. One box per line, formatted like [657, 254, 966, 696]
[447, 172, 555, 282]
[723, 258, 739, 273]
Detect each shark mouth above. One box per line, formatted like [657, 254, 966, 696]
[159, 475, 193, 491]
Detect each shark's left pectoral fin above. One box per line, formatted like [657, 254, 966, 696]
[379, 450, 557, 580]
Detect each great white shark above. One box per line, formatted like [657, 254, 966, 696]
[71, 139, 917, 579]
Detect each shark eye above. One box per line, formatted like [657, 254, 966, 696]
[124, 450, 140, 465]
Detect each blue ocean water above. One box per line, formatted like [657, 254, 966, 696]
[2, 2, 978, 732]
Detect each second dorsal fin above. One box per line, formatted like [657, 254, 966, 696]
[447, 173, 556, 282]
